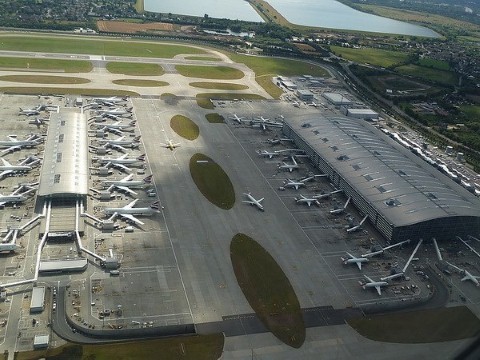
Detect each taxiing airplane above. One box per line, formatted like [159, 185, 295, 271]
[346, 215, 369, 233]
[229, 114, 245, 124]
[242, 193, 264, 211]
[342, 252, 369, 270]
[330, 197, 351, 215]
[278, 156, 299, 172]
[294, 195, 319, 207]
[446, 262, 480, 286]
[0, 135, 42, 154]
[160, 139, 180, 151]
[361, 275, 388, 296]
[104, 199, 159, 226]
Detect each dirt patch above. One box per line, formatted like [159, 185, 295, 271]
[97, 21, 176, 34]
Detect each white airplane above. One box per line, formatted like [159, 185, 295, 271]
[99, 107, 132, 117]
[446, 262, 480, 286]
[242, 193, 264, 211]
[330, 197, 351, 215]
[104, 199, 159, 226]
[102, 120, 136, 130]
[0, 156, 39, 179]
[160, 139, 180, 151]
[18, 106, 41, 116]
[256, 149, 280, 159]
[341, 252, 369, 270]
[96, 153, 145, 166]
[313, 189, 343, 200]
[347, 215, 369, 233]
[292, 101, 300, 108]
[0, 184, 36, 207]
[0, 135, 42, 154]
[308, 101, 319, 108]
[278, 156, 299, 172]
[94, 96, 126, 106]
[102, 112, 132, 120]
[294, 195, 319, 207]
[361, 275, 388, 296]
[99, 135, 141, 148]
[229, 114, 245, 124]
[102, 174, 152, 189]
[28, 118, 49, 127]
[251, 116, 283, 131]
[266, 137, 292, 145]
[283, 176, 314, 190]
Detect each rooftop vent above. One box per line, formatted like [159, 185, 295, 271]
[385, 198, 401, 206]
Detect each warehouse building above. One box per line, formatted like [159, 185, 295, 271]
[322, 92, 353, 106]
[296, 89, 315, 102]
[30, 286, 46, 313]
[341, 107, 379, 121]
[283, 115, 480, 242]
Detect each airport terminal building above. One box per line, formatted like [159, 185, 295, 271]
[283, 115, 480, 242]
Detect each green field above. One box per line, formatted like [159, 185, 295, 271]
[190, 82, 248, 90]
[176, 65, 244, 80]
[0, 75, 89, 84]
[227, 53, 329, 98]
[196, 93, 266, 109]
[112, 79, 168, 87]
[170, 115, 199, 140]
[0, 56, 92, 73]
[395, 64, 458, 86]
[330, 45, 409, 68]
[189, 153, 235, 210]
[184, 56, 220, 61]
[230, 233, 305, 348]
[0, 87, 138, 97]
[348, 306, 480, 343]
[417, 58, 451, 71]
[106, 62, 164, 76]
[16, 333, 224, 360]
[0, 35, 206, 58]
[205, 113, 225, 124]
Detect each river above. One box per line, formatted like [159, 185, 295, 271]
[144, 0, 440, 37]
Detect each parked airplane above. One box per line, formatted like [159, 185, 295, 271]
[0, 184, 36, 207]
[242, 193, 264, 211]
[102, 112, 132, 120]
[308, 101, 319, 108]
[0, 156, 39, 179]
[96, 153, 145, 166]
[229, 114, 245, 124]
[94, 96, 126, 106]
[313, 189, 343, 200]
[256, 149, 280, 159]
[278, 156, 299, 172]
[292, 101, 300, 108]
[102, 174, 152, 189]
[342, 252, 369, 270]
[99, 107, 132, 117]
[28, 118, 49, 127]
[294, 195, 319, 207]
[0, 135, 42, 154]
[250, 116, 283, 131]
[18, 106, 41, 116]
[330, 197, 351, 215]
[446, 262, 480, 286]
[99, 135, 141, 148]
[104, 199, 159, 225]
[267, 137, 292, 145]
[102, 120, 136, 130]
[361, 275, 388, 295]
[346, 215, 369, 233]
[160, 139, 180, 151]
[282, 176, 314, 190]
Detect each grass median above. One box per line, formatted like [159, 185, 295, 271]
[106, 62, 164, 76]
[0, 57, 92, 73]
[171, 115, 199, 140]
[112, 79, 168, 87]
[176, 65, 244, 80]
[0, 75, 90, 84]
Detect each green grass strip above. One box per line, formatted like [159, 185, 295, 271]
[190, 82, 248, 90]
[230, 233, 305, 348]
[170, 115, 199, 140]
[106, 62, 164, 76]
[0, 57, 92, 73]
[112, 79, 168, 87]
[0, 87, 139, 96]
[189, 153, 235, 210]
[0, 75, 90, 84]
[176, 65, 244, 80]
[205, 113, 225, 124]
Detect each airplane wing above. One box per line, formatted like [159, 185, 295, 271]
[122, 174, 134, 182]
[364, 275, 374, 283]
[108, 143, 128, 153]
[1, 158, 11, 167]
[346, 252, 354, 259]
[108, 127, 123, 136]
[0, 170, 13, 179]
[258, 198, 264, 203]
[111, 163, 131, 173]
[0, 201, 5, 206]
[2, 146, 21, 154]
[356, 262, 362, 271]
[119, 213, 144, 226]
[375, 285, 382, 296]
[116, 185, 137, 196]
[124, 199, 139, 209]
[242, 200, 255, 205]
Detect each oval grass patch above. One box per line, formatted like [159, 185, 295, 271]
[170, 115, 199, 140]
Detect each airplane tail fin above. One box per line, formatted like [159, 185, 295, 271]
[137, 154, 146, 161]
[150, 201, 160, 210]
[143, 175, 153, 184]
